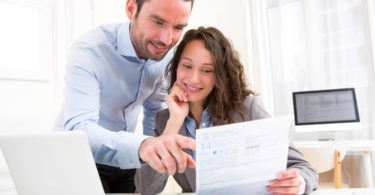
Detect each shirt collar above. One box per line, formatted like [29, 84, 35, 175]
[185, 108, 212, 139]
[117, 21, 157, 64]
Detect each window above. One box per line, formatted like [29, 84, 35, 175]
[0, 0, 52, 81]
[249, 0, 375, 140]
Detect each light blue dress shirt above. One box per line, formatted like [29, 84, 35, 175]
[185, 109, 212, 160]
[63, 21, 172, 169]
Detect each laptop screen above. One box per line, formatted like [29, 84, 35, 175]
[292, 88, 360, 125]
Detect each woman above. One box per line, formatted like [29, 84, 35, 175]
[135, 27, 318, 195]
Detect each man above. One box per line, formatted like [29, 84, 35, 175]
[61, 0, 195, 193]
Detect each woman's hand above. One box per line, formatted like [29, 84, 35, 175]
[163, 82, 189, 135]
[167, 82, 189, 123]
[266, 168, 303, 195]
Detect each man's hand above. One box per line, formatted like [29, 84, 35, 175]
[139, 134, 196, 175]
[266, 168, 303, 195]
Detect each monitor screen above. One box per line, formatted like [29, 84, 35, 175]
[293, 88, 360, 125]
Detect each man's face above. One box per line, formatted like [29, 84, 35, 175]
[127, 0, 191, 60]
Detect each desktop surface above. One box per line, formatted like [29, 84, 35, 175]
[310, 188, 375, 195]
[2, 188, 375, 195]
[106, 188, 375, 194]
[293, 140, 375, 151]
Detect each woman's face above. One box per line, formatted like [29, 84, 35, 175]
[176, 40, 215, 105]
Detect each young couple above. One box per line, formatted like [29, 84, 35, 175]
[62, 0, 317, 194]
[135, 26, 318, 195]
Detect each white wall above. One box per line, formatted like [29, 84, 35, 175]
[91, 0, 127, 26]
[187, 0, 250, 77]
[0, 0, 94, 193]
[89, 0, 251, 80]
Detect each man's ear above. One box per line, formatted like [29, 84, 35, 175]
[126, 0, 137, 20]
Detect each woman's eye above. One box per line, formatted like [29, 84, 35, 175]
[202, 69, 213, 73]
[182, 64, 192, 69]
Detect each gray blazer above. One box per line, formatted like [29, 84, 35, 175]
[135, 96, 318, 195]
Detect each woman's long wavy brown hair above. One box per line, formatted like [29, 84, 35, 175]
[165, 26, 255, 125]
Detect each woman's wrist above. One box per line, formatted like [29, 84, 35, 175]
[162, 118, 185, 135]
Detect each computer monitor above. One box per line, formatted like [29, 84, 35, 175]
[292, 88, 361, 133]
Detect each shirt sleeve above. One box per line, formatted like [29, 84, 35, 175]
[298, 175, 306, 195]
[287, 143, 319, 194]
[63, 44, 148, 169]
[142, 77, 167, 136]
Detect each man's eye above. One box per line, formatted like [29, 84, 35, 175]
[153, 20, 163, 25]
[175, 26, 184, 31]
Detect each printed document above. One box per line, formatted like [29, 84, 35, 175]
[196, 117, 290, 195]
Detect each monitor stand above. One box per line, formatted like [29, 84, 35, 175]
[317, 132, 336, 142]
[290, 129, 339, 142]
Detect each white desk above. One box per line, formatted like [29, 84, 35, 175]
[2, 188, 374, 195]
[294, 140, 375, 188]
[107, 188, 375, 194]
[310, 188, 375, 195]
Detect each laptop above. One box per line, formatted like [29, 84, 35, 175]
[292, 88, 361, 133]
[0, 131, 105, 195]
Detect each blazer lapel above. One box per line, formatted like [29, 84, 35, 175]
[184, 167, 196, 191]
[179, 122, 196, 191]
[178, 122, 188, 136]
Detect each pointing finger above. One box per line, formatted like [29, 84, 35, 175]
[175, 135, 196, 151]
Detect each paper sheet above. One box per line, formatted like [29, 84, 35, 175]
[196, 117, 290, 195]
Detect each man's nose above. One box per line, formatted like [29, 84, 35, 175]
[159, 26, 173, 46]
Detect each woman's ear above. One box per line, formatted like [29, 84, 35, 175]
[126, 0, 137, 20]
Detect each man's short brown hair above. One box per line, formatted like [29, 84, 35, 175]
[134, 0, 194, 18]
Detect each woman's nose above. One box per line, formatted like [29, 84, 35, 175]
[190, 70, 200, 83]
